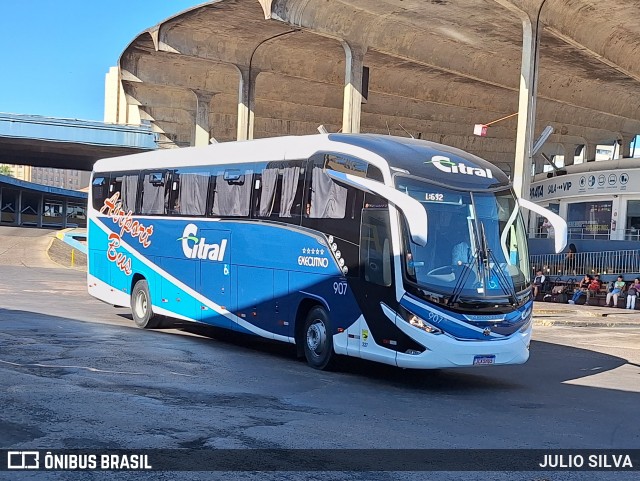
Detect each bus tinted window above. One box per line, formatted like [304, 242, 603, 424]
[309, 154, 367, 219]
[361, 208, 393, 287]
[105, 172, 139, 213]
[255, 160, 305, 223]
[167, 169, 210, 216]
[303, 154, 364, 244]
[140, 171, 168, 215]
[211, 166, 254, 217]
[91, 176, 108, 210]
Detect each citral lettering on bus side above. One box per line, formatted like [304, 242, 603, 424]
[179, 223, 227, 261]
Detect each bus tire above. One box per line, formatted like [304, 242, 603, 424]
[131, 279, 159, 329]
[303, 306, 336, 370]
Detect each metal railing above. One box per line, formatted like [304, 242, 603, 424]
[529, 249, 640, 277]
[624, 229, 640, 241]
[529, 227, 612, 240]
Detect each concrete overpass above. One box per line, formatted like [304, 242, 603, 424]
[0, 113, 158, 171]
[105, 0, 640, 198]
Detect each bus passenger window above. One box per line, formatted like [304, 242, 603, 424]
[110, 173, 139, 213]
[258, 167, 279, 217]
[211, 168, 253, 217]
[91, 176, 108, 210]
[255, 160, 304, 223]
[140, 172, 167, 215]
[280, 164, 302, 218]
[309, 166, 347, 219]
[169, 170, 209, 216]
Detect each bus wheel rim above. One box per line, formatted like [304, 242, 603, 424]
[135, 291, 147, 319]
[306, 320, 326, 355]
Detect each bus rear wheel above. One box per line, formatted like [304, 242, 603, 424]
[303, 306, 336, 370]
[131, 279, 159, 329]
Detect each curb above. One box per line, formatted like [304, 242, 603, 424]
[533, 318, 640, 327]
[533, 309, 639, 318]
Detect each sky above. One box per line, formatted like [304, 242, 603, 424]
[0, 1, 200, 122]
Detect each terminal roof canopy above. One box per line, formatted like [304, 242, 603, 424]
[114, 0, 640, 175]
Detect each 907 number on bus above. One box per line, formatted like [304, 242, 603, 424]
[334, 281, 348, 295]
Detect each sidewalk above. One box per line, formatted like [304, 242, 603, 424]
[533, 301, 640, 327]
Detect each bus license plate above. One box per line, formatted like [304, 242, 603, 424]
[473, 355, 495, 366]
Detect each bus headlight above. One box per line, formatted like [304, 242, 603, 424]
[519, 317, 532, 333]
[400, 307, 442, 335]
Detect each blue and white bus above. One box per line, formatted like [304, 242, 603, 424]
[88, 134, 566, 370]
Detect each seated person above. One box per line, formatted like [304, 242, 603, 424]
[586, 275, 602, 303]
[568, 274, 591, 304]
[626, 278, 640, 310]
[532, 270, 545, 298]
[606, 275, 626, 307]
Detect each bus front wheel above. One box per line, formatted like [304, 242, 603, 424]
[303, 306, 336, 370]
[131, 279, 159, 329]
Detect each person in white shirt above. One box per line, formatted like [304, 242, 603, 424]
[532, 270, 546, 298]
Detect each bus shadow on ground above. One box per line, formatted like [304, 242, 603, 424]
[140, 314, 634, 393]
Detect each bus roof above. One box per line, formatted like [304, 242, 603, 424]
[328, 134, 511, 190]
[93, 133, 511, 190]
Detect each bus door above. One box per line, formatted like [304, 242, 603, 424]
[236, 266, 282, 338]
[198, 229, 237, 331]
[158, 256, 198, 321]
[348, 207, 398, 363]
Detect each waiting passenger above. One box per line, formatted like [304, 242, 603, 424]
[532, 270, 546, 299]
[586, 275, 602, 304]
[568, 274, 591, 304]
[626, 278, 640, 310]
[606, 275, 626, 308]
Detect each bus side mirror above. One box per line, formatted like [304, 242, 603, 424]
[518, 198, 567, 253]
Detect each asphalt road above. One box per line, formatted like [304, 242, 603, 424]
[1, 265, 639, 481]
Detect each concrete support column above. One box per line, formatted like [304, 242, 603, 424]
[236, 66, 259, 141]
[193, 90, 215, 147]
[585, 143, 597, 162]
[512, 16, 539, 199]
[341, 42, 367, 134]
[619, 135, 633, 159]
[62, 199, 68, 229]
[36, 194, 43, 228]
[563, 143, 577, 166]
[491, 1, 542, 199]
[104, 66, 120, 124]
[16, 190, 22, 226]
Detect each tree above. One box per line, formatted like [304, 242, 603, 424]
[0, 165, 14, 177]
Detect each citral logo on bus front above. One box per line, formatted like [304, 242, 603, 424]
[178, 223, 227, 261]
[427, 155, 493, 178]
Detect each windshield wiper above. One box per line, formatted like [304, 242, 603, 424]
[448, 216, 486, 306]
[479, 221, 519, 304]
[447, 251, 480, 306]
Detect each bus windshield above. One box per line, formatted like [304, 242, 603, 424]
[396, 175, 530, 306]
